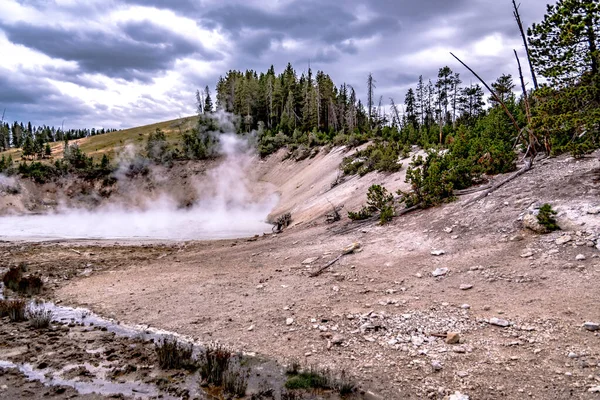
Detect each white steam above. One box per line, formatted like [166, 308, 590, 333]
[0, 134, 278, 241]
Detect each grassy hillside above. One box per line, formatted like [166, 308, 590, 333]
[0, 116, 198, 162]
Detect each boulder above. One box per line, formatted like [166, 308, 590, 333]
[523, 214, 547, 233]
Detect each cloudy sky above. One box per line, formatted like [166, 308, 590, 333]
[0, 0, 548, 130]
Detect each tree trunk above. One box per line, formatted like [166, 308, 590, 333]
[586, 17, 598, 76]
[512, 0, 538, 90]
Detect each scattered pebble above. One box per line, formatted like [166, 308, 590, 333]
[459, 284, 473, 291]
[446, 332, 461, 344]
[431, 250, 446, 256]
[576, 254, 586, 261]
[583, 322, 599, 332]
[489, 317, 510, 328]
[432, 268, 449, 277]
[286, 318, 294, 326]
[556, 235, 573, 245]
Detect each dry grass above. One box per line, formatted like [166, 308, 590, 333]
[155, 336, 194, 370]
[199, 344, 232, 387]
[0, 299, 28, 322]
[27, 304, 53, 329]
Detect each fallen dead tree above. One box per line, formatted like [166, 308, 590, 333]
[310, 242, 361, 277]
[463, 160, 533, 207]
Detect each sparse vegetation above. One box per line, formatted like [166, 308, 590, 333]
[349, 184, 395, 225]
[2, 265, 43, 296]
[284, 365, 331, 390]
[272, 212, 292, 233]
[334, 370, 356, 396]
[27, 304, 53, 329]
[341, 141, 402, 176]
[1, 299, 28, 322]
[223, 367, 249, 398]
[250, 381, 275, 399]
[537, 203, 560, 231]
[3, 265, 24, 291]
[155, 336, 194, 370]
[198, 344, 232, 387]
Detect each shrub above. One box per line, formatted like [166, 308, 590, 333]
[400, 151, 457, 208]
[272, 212, 292, 233]
[18, 275, 43, 296]
[146, 128, 174, 165]
[1, 299, 28, 322]
[349, 184, 395, 225]
[223, 367, 249, 398]
[27, 304, 53, 329]
[348, 208, 372, 221]
[341, 141, 401, 176]
[2, 266, 23, 291]
[155, 336, 194, 370]
[537, 204, 560, 231]
[199, 344, 232, 386]
[285, 365, 331, 390]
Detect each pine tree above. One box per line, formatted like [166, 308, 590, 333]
[404, 88, 418, 129]
[204, 86, 213, 113]
[367, 73, 376, 127]
[528, 0, 599, 86]
[490, 74, 516, 106]
[22, 135, 34, 159]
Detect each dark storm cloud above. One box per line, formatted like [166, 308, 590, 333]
[0, 67, 59, 104]
[1, 20, 220, 82]
[0, 0, 549, 128]
[0, 68, 95, 127]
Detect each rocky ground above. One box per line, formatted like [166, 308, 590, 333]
[1, 152, 600, 399]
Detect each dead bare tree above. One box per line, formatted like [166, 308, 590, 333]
[512, 0, 538, 90]
[514, 50, 539, 157]
[450, 53, 521, 136]
[450, 52, 536, 206]
[389, 98, 402, 128]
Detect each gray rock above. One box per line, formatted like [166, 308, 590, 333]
[459, 284, 473, 291]
[286, 318, 294, 326]
[432, 360, 443, 372]
[448, 391, 470, 400]
[489, 317, 510, 327]
[431, 250, 446, 256]
[588, 386, 600, 393]
[556, 235, 573, 245]
[520, 251, 534, 258]
[446, 332, 461, 344]
[576, 254, 586, 261]
[331, 334, 345, 345]
[302, 257, 319, 265]
[583, 322, 599, 331]
[411, 336, 425, 346]
[432, 268, 449, 277]
[461, 304, 471, 310]
[587, 207, 600, 215]
[523, 214, 547, 233]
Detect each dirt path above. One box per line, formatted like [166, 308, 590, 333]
[2, 153, 600, 399]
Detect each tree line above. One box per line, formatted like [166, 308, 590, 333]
[0, 120, 117, 158]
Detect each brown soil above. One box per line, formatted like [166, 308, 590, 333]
[2, 152, 600, 399]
